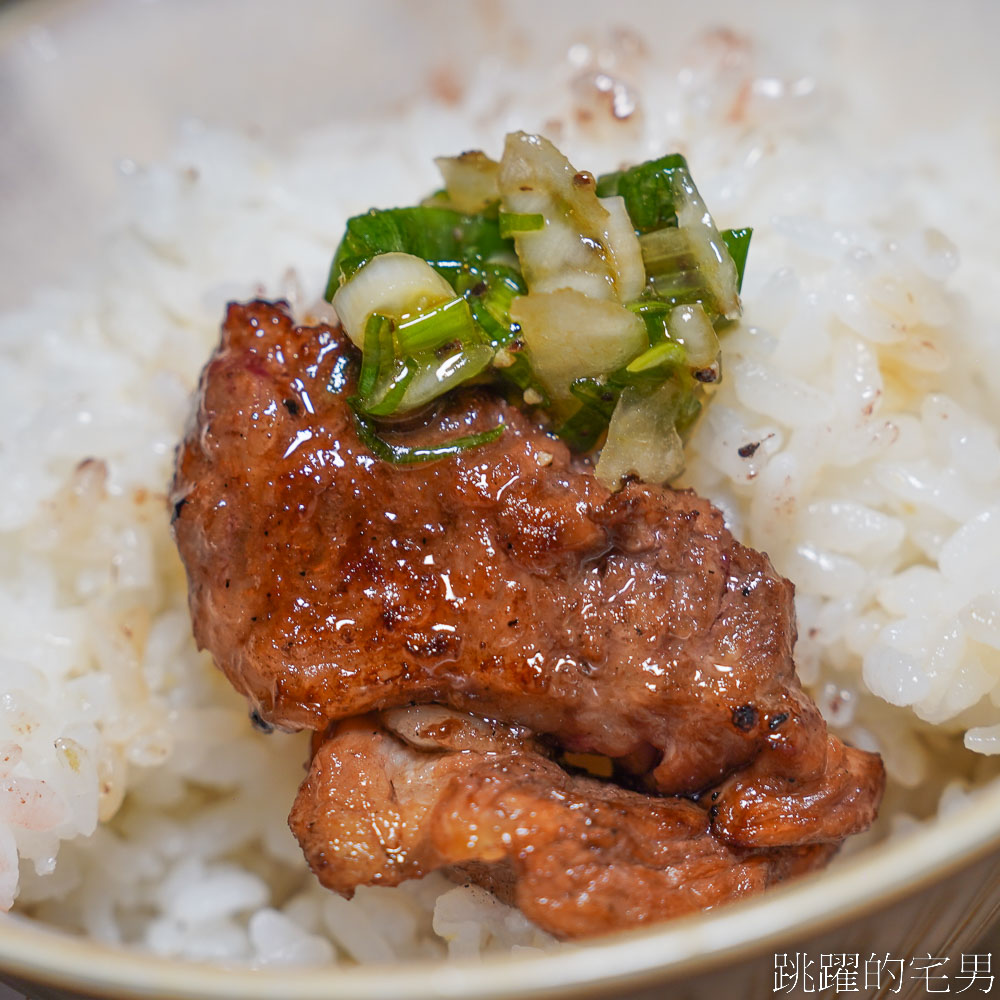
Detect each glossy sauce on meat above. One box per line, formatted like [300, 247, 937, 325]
[171, 300, 885, 935]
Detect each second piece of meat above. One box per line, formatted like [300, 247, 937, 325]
[290, 706, 836, 940]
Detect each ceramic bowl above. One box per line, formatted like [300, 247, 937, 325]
[1, 1, 998, 998]
[0, 781, 998, 999]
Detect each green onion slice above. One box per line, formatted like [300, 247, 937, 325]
[396, 343, 495, 413]
[556, 378, 620, 452]
[352, 300, 495, 417]
[433, 260, 550, 404]
[396, 296, 477, 354]
[327, 207, 512, 297]
[721, 227, 753, 294]
[433, 261, 525, 347]
[594, 153, 689, 234]
[626, 340, 687, 374]
[354, 313, 416, 416]
[598, 154, 745, 322]
[355, 312, 387, 400]
[498, 212, 544, 237]
[556, 350, 702, 453]
[351, 407, 505, 465]
[594, 383, 687, 489]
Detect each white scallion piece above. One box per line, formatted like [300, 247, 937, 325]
[599, 194, 646, 301]
[498, 132, 644, 303]
[672, 173, 742, 321]
[332, 252, 457, 348]
[434, 151, 501, 214]
[510, 289, 647, 405]
[666, 303, 720, 368]
[595, 384, 686, 490]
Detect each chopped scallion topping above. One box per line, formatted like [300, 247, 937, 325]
[326, 134, 751, 483]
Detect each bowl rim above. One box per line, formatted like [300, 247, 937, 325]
[2, 778, 999, 1000]
[1, 2, 998, 997]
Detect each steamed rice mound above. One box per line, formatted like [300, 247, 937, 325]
[1, 25, 999, 963]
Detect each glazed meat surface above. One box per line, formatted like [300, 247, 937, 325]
[171, 300, 883, 852]
[290, 707, 836, 939]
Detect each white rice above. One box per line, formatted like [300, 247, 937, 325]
[1, 16, 999, 965]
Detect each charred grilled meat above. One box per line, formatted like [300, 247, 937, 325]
[170, 300, 884, 936]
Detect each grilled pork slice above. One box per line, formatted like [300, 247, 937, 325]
[290, 707, 837, 940]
